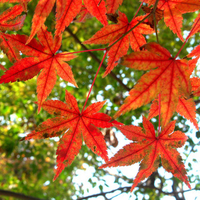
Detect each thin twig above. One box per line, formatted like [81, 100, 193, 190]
[158, 93, 161, 134]
[81, 51, 108, 112]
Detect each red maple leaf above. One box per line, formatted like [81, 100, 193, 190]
[100, 116, 191, 191]
[0, 4, 26, 31]
[142, 0, 200, 41]
[0, 26, 77, 112]
[115, 42, 191, 128]
[24, 90, 120, 180]
[84, 12, 154, 77]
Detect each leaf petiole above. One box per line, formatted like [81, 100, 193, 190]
[81, 50, 108, 113]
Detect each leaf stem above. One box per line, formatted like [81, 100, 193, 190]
[62, 48, 106, 55]
[158, 93, 161, 135]
[174, 40, 188, 60]
[133, 0, 145, 19]
[81, 51, 108, 113]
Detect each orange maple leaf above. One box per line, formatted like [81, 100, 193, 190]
[142, 0, 200, 41]
[100, 116, 191, 191]
[148, 96, 199, 130]
[84, 12, 154, 77]
[0, 26, 77, 112]
[115, 42, 191, 128]
[24, 90, 120, 180]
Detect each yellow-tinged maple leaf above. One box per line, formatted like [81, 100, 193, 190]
[100, 116, 190, 191]
[148, 97, 199, 130]
[115, 42, 191, 128]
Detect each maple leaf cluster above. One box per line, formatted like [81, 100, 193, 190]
[0, 0, 200, 192]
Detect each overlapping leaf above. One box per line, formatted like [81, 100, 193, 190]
[115, 42, 191, 128]
[142, 0, 200, 41]
[0, 26, 77, 111]
[84, 12, 154, 77]
[148, 95, 199, 130]
[84, 0, 108, 26]
[142, 6, 164, 29]
[0, 64, 6, 71]
[0, 4, 26, 31]
[100, 116, 190, 191]
[55, 0, 83, 36]
[188, 43, 200, 59]
[24, 90, 120, 180]
[106, 0, 123, 14]
[73, 5, 93, 23]
[186, 13, 200, 40]
[0, 33, 22, 63]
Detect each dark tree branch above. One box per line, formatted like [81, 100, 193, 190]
[77, 186, 131, 200]
[65, 27, 131, 91]
[0, 189, 44, 200]
[77, 183, 199, 200]
[194, 99, 200, 105]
